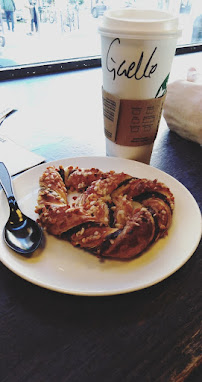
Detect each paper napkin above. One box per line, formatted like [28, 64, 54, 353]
[0, 134, 45, 176]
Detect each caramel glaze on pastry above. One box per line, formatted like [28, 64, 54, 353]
[35, 165, 175, 260]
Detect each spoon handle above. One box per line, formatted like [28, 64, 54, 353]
[0, 162, 15, 199]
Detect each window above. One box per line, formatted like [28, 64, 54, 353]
[0, 0, 201, 79]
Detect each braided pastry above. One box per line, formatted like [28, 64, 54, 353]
[35, 165, 174, 260]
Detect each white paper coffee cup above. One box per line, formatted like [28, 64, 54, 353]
[99, 9, 182, 163]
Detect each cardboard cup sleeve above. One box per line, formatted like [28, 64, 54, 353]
[102, 88, 166, 147]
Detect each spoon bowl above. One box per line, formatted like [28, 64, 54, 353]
[0, 162, 43, 255]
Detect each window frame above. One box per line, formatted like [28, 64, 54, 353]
[0, 44, 201, 81]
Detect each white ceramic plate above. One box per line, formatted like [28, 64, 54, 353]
[0, 156, 201, 296]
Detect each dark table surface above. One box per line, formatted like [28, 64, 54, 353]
[0, 55, 202, 382]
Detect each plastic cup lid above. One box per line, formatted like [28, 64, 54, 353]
[98, 9, 182, 39]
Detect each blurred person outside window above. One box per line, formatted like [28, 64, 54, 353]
[0, 0, 16, 32]
[192, 14, 202, 43]
[190, 1, 202, 43]
[25, 0, 39, 35]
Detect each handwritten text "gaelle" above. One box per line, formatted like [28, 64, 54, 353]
[106, 38, 158, 81]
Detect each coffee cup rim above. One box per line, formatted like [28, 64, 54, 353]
[98, 9, 182, 39]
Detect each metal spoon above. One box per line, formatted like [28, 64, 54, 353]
[0, 107, 17, 126]
[0, 162, 43, 255]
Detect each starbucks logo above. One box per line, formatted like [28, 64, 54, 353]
[155, 74, 170, 98]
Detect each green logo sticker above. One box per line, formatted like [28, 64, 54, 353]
[155, 73, 170, 98]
